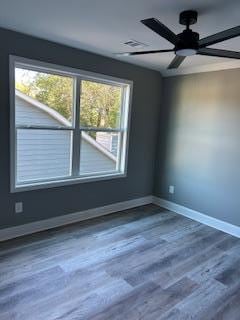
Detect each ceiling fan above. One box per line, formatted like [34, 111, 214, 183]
[118, 10, 240, 69]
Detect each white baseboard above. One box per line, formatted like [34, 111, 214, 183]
[2, 195, 239, 242]
[153, 196, 240, 238]
[0, 195, 153, 242]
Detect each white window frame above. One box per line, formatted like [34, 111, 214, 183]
[9, 55, 133, 192]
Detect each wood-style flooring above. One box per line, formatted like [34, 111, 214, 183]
[0, 204, 240, 320]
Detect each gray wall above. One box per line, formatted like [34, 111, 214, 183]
[0, 27, 162, 229]
[154, 68, 240, 227]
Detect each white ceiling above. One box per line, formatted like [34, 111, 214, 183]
[0, 0, 240, 75]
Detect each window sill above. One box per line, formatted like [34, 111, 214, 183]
[11, 172, 127, 193]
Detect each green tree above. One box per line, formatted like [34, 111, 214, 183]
[16, 72, 73, 120]
[16, 72, 121, 128]
[80, 81, 121, 128]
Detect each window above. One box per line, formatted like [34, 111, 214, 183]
[10, 56, 132, 192]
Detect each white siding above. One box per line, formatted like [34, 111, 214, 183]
[80, 139, 116, 174]
[16, 97, 61, 126]
[96, 132, 119, 156]
[17, 129, 72, 182]
[15, 95, 116, 182]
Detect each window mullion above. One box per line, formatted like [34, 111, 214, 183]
[15, 125, 73, 130]
[71, 77, 81, 177]
[79, 127, 123, 132]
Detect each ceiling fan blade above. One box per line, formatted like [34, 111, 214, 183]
[116, 49, 174, 56]
[141, 18, 178, 45]
[198, 48, 240, 59]
[198, 26, 240, 48]
[168, 55, 186, 69]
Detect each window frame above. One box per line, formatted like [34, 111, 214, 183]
[10, 55, 133, 193]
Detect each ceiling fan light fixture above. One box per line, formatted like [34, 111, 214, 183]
[116, 52, 130, 56]
[175, 48, 197, 56]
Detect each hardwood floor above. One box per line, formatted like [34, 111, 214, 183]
[0, 204, 240, 320]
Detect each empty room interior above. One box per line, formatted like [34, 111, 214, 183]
[1, 1, 240, 319]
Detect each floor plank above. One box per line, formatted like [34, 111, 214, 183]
[0, 204, 239, 320]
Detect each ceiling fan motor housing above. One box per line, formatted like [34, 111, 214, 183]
[176, 30, 199, 50]
[175, 30, 199, 55]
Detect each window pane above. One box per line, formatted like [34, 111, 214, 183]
[16, 129, 72, 183]
[80, 80, 122, 129]
[79, 131, 120, 175]
[15, 68, 74, 127]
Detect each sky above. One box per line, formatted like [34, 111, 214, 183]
[15, 68, 36, 84]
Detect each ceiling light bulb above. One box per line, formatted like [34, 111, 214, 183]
[116, 52, 130, 56]
[176, 48, 197, 56]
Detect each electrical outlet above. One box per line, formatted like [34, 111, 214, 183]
[15, 202, 23, 213]
[169, 185, 175, 194]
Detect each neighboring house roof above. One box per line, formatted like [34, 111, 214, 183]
[16, 90, 116, 162]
